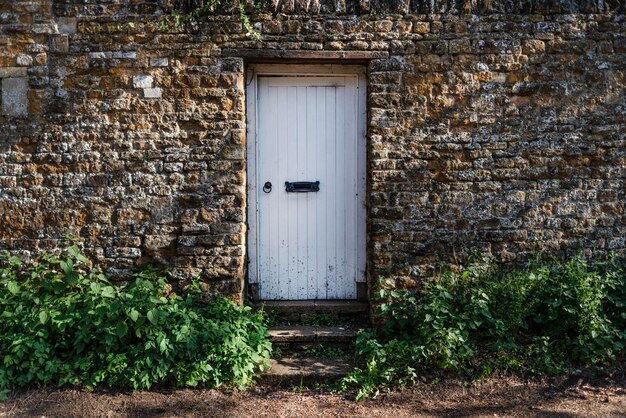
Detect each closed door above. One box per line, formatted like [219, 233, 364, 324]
[248, 71, 366, 300]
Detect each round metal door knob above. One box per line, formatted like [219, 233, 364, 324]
[263, 181, 272, 193]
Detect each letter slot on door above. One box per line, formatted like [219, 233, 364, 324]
[284, 181, 320, 193]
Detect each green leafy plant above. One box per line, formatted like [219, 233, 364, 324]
[0, 246, 271, 401]
[301, 313, 340, 326]
[339, 254, 626, 400]
[152, 0, 261, 39]
[288, 343, 346, 359]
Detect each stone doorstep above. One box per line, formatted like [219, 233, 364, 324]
[257, 300, 369, 315]
[261, 357, 353, 386]
[268, 325, 358, 343]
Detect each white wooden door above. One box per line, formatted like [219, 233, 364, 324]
[247, 68, 366, 300]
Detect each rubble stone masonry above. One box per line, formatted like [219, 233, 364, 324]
[1, 0, 625, 300]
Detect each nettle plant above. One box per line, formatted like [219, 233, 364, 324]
[0, 245, 271, 401]
[340, 254, 626, 400]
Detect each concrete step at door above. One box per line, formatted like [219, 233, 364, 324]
[262, 324, 362, 386]
[268, 325, 358, 343]
[255, 300, 369, 323]
[268, 324, 360, 351]
[261, 356, 354, 387]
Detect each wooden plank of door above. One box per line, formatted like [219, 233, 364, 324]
[277, 85, 291, 300]
[285, 86, 299, 299]
[306, 86, 318, 300]
[325, 85, 337, 300]
[258, 80, 280, 299]
[344, 77, 358, 299]
[295, 85, 308, 299]
[315, 86, 328, 300]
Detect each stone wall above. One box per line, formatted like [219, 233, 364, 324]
[1, 0, 625, 300]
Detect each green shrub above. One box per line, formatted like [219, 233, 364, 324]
[0, 246, 271, 400]
[340, 254, 626, 400]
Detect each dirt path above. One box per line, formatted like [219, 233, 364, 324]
[2, 375, 625, 417]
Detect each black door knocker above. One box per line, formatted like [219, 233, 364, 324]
[263, 181, 272, 193]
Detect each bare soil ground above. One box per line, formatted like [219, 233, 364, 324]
[1, 374, 625, 418]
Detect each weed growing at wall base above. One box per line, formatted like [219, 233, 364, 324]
[339, 255, 626, 400]
[0, 246, 271, 401]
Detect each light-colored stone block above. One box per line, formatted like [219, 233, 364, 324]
[31, 23, 56, 34]
[57, 17, 78, 34]
[2, 77, 28, 117]
[89, 51, 112, 59]
[150, 58, 169, 67]
[112, 51, 137, 59]
[89, 51, 136, 60]
[133, 75, 153, 89]
[0, 67, 28, 78]
[143, 87, 162, 99]
[16, 54, 33, 66]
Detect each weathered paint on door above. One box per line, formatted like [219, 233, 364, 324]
[247, 69, 366, 300]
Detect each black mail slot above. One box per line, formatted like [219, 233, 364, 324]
[285, 181, 320, 193]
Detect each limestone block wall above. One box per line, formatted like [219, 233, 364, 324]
[1, 0, 625, 300]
